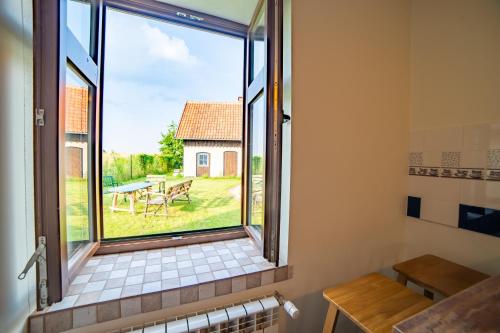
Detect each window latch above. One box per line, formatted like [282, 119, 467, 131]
[19, 236, 49, 308]
[282, 111, 291, 124]
[18, 236, 46, 280]
[35, 108, 45, 126]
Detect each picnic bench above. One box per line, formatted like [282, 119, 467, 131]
[108, 181, 155, 214]
[144, 180, 193, 217]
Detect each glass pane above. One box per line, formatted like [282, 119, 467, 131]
[67, 0, 91, 53]
[248, 94, 266, 228]
[65, 66, 91, 260]
[250, 3, 266, 82]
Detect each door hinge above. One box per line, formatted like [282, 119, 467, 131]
[35, 108, 45, 126]
[18, 236, 48, 309]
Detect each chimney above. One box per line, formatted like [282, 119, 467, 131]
[238, 96, 243, 102]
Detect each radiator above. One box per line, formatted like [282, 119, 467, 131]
[114, 293, 298, 333]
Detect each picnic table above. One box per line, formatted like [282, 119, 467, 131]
[108, 181, 156, 214]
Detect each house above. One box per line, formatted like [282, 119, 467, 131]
[64, 86, 88, 178]
[176, 99, 243, 177]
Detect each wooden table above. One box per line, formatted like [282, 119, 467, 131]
[322, 273, 433, 333]
[108, 181, 155, 214]
[393, 254, 489, 299]
[394, 274, 500, 333]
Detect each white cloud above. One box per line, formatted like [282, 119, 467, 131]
[142, 24, 197, 64]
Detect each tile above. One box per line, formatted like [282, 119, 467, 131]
[233, 252, 247, 259]
[407, 196, 421, 218]
[178, 267, 195, 277]
[72, 305, 97, 328]
[127, 266, 145, 276]
[95, 263, 114, 273]
[105, 277, 125, 289]
[50, 295, 79, 311]
[142, 281, 162, 293]
[220, 253, 234, 261]
[97, 300, 120, 322]
[145, 264, 161, 273]
[224, 260, 240, 269]
[180, 285, 199, 304]
[201, 245, 215, 252]
[207, 256, 221, 264]
[459, 204, 500, 237]
[176, 254, 191, 261]
[141, 293, 162, 313]
[162, 263, 178, 271]
[213, 270, 230, 279]
[162, 289, 180, 308]
[236, 257, 253, 266]
[487, 149, 500, 169]
[130, 260, 146, 267]
[246, 272, 261, 289]
[90, 271, 111, 282]
[250, 256, 266, 264]
[228, 267, 245, 277]
[116, 255, 132, 263]
[121, 284, 142, 297]
[199, 282, 215, 300]
[257, 261, 275, 270]
[99, 288, 122, 302]
[241, 245, 254, 252]
[162, 278, 181, 290]
[120, 297, 142, 317]
[215, 279, 232, 296]
[421, 200, 459, 227]
[242, 264, 259, 274]
[217, 249, 231, 255]
[204, 250, 218, 257]
[274, 266, 288, 282]
[125, 275, 144, 286]
[99, 256, 117, 265]
[176, 247, 189, 255]
[78, 266, 97, 275]
[45, 309, 72, 333]
[82, 280, 106, 293]
[162, 256, 176, 264]
[261, 270, 275, 286]
[147, 252, 161, 259]
[194, 264, 210, 274]
[146, 258, 161, 265]
[161, 248, 175, 256]
[29, 316, 44, 333]
[209, 262, 225, 271]
[231, 276, 246, 293]
[190, 252, 205, 259]
[180, 275, 198, 287]
[75, 291, 101, 306]
[177, 260, 193, 268]
[162, 270, 179, 279]
[109, 269, 128, 279]
[86, 259, 101, 267]
[73, 274, 92, 284]
[197, 272, 214, 283]
[144, 272, 161, 283]
[441, 152, 461, 168]
[192, 258, 208, 266]
[67, 283, 85, 296]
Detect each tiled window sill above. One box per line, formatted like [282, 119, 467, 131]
[29, 238, 292, 333]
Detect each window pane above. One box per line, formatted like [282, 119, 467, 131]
[248, 94, 266, 228]
[250, 3, 266, 82]
[67, 0, 91, 53]
[65, 66, 91, 260]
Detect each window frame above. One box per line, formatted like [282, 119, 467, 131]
[197, 152, 210, 167]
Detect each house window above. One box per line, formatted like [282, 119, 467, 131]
[33, 0, 285, 306]
[197, 153, 209, 167]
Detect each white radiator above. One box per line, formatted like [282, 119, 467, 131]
[114, 293, 298, 333]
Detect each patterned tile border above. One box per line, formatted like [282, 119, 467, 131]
[409, 166, 500, 181]
[28, 266, 291, 333]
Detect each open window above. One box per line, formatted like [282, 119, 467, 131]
[34, 0, 283, 306]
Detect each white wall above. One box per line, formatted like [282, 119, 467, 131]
[183, 141, 242, 177]
[0, 0, 37, 332]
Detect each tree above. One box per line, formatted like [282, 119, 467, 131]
[159, 122, 184, 172]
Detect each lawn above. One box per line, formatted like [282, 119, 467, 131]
[101, 176, 241, 238]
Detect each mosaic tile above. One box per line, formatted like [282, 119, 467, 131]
[409, 152, 423, 166]
[441, 151, 461, 168]
[487, 149, 500, 169]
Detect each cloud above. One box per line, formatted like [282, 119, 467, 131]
[142, 24, 197, 65]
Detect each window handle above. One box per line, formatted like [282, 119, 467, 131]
[282, 111, 291, 124]
[18, 236, 46, 280]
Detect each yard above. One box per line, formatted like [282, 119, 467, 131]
[65, 176, 242, 240]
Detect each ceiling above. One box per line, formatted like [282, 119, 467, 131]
[156, 0, 259, 25]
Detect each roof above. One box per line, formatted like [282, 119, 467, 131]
[176, 100, 243, 141]
[65, 86, 88, 134]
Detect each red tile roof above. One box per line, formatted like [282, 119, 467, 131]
[65, 86, 88, 134]
[176, 100, 242, 141]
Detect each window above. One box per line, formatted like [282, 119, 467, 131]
[197, 153, 209, 167]
[34, 0, 284, 306]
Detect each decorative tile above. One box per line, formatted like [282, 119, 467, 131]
[487, 149, 500, 169]
[97, 301, 120, 322]
[409, 152, 423, 167]
[72, 305, 97, 328]
[162, 289, 180, 308]
[441, 152, 461, 168]
[120, 297, 141, 317]
[180, 285, 199, 304]
[141, 293, 162, 312]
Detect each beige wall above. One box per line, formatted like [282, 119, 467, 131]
[404, 0, 500, 276]
[0, 0, 37, 332]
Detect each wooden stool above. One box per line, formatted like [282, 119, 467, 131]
[393, 254, 489, 300]
[322, 273, 433, 333]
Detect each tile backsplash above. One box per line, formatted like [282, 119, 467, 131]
[407, 123, 500, 237]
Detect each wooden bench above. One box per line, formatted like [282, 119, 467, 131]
[144, 180, 193, 217]
[323, 273, 433, 333]
[393, 254, 489, 300]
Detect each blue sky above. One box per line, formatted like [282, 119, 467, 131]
[101, 9, 244, 154]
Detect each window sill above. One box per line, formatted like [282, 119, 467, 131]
[29, 238, 291, 333]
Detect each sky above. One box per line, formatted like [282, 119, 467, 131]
[101, 9, 244, 154]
